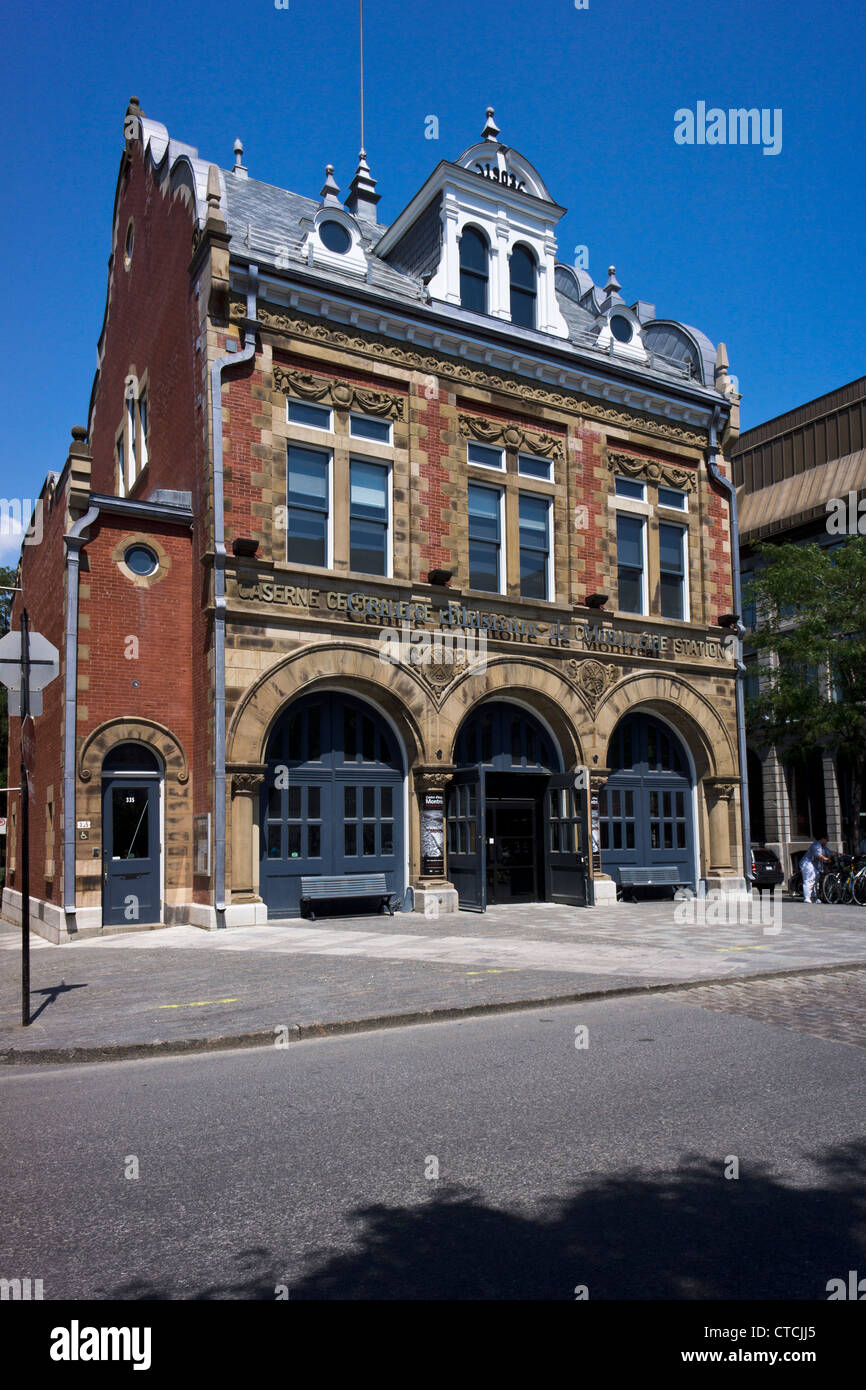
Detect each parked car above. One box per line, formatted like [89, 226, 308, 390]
[751, 846, 785, 897]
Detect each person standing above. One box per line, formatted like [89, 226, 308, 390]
[801, 837, 831, 903]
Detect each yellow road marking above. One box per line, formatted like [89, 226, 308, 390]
[157, 998, 240, 1009]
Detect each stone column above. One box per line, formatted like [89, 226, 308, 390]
[704, 779, 737, 871]
[229, 767, 265, 904]
[412, 766, 458, 916]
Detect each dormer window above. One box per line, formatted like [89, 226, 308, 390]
[459, 227, 489, 313]
[510, 245, 536, 329]
[610, 314, 634, 344]
[319, 220, 351, 255]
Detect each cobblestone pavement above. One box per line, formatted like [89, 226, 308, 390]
[1, 895, 864, 1059]
[665, 967, 866, 1049]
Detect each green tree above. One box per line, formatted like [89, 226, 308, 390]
[743, 537, 866, 852]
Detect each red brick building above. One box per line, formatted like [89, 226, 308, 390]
[3, 101, 747, 939]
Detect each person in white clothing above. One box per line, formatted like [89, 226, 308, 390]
[801, 837, 830, 903]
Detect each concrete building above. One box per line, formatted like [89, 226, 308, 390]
[734, 375, 866, 874]
[3, 101, 747, 941]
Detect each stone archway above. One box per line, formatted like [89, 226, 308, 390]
[438, 656, 585, 771]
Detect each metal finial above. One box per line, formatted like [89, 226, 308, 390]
[482, 106, 500, 142]
[320, 165, 342, 207]
[605, 265, 621, 294]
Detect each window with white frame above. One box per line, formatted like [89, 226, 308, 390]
[517, 453, 552, 481]
[658, 485, 687, 511]
[286, 444, 330, 568]
[467, 441, 504, 471]
[659, 522, 689, 620]
[116, 379, 149, 497]
[350, 414, 392, 444]
[616, 513, 646, 614]
[518, 494, 551, 600]
[287, 398, 332, 430]
[614, 476, 646, 502]
[468, 483, 503, 593]
[349, 459, 390, 576]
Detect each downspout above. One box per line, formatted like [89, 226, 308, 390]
[211, 265, 258, 925]
[63, 504, 100, 933]
[706, 403, 752, 885]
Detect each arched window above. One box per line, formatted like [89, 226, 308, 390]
[459, 227, 489, 313]
[509, 244, 536, 328]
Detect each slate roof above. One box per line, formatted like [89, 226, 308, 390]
[222, 169, 719, 392]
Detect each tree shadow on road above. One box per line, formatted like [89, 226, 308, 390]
[103, 1140, 866, 1300]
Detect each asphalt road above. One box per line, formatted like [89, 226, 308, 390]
[1, 985, 864, 1300]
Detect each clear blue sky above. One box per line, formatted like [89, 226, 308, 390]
[1, 0, 864, 560]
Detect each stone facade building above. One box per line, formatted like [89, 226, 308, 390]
[734, 375, 866, 874]
[3, 101, 747, 940]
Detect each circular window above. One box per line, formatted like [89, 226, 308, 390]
[124, 544, 159, 577]
[610, 314, 633, 344]
[319, 220, 351, 254]
[124, 221, 134, 271]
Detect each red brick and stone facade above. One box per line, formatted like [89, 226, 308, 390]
[3, 101, 747, 940]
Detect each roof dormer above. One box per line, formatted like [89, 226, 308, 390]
[376, 109, 570, 339]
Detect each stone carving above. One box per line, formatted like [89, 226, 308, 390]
[272, 364, 404, 420]
[413, 766, 455, 793]
[567, 658, 618, 711]
[416, 652, 476, 698]
[706, 779, 738, 800]
[234, 299, 708, 448]
[458, 413, 564, 460]
[606, 450, 698, 492]
[231, 772, 265, 795]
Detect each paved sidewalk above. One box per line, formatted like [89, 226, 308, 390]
[1, 896, 864, 1061]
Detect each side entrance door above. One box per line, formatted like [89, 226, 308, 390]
[102, 777, 161, 926]
[446, 769, 486, 911]
[544, 774, 590, 907]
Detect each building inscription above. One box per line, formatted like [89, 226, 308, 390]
[231, 580, 732, 661]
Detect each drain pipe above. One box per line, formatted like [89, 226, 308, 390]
[706, 403, 752, 886]
[211, 265, 258, 926]
[63, 502, 101, 933]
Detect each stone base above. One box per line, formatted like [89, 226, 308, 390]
[1, 888, 169, 944]
[590, 877, 618, 906]
[182, 901, 270, 931]
[413, 885, 459, 917]
[701, 875, 751, 903]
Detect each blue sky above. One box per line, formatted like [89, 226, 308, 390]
[1, 0, 864, 562]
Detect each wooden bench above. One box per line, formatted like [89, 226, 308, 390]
[300, 873, 394, 920]
[618, 866, 689, 896]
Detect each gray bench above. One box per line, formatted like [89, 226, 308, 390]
[300, 873, 394, 920]
[618, 866, 688, 896]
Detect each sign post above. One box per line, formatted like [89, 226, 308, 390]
[0, 617, 60, 1026]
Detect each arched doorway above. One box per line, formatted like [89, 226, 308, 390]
[449, 700, 588, 910]
[600, 712, 695, 890]
[101, 742, 163, 926]
[260, 692, 405, 917]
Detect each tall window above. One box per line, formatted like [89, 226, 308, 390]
[116, 381, 149, 497]
[286, 444, 329, 567]
[468, 484, 502, 592]
[460, 227, 489, 313]
[617, 514, 645, 614]
[518, 494, 551, 599]
[350, 459, 389, 575]
[659, 523, 687, 620]
[510, 245, 536, 329]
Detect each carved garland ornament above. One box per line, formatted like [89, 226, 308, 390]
[233, 299, 708, 448]
[607, 450, 697, 493]
[272, 364, 405, 420]
[458, 413, 564, 460]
